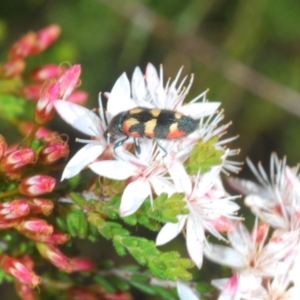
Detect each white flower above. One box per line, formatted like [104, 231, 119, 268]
[89, 140, 175, 216]
[228, 154, 300, 231]
[54, 73, 137, 180]
[156, 161, 240, 268]
[205, 220, 297, 297]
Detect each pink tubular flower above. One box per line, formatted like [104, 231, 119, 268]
[70, 257, 95, 272]
[36, 242, 72, 273]
[30, 64, 64, 82]
[0, 148, 36, 173]
[0, 58, 26, 78]
[27, 198, 54, 216]
[35, 81, 60, 124]
[31, 25, 61, 55]
[39, 142, 69, 165]
[0, 254, 41, 287]
[25, 229, 69, 245]
[15, 218, 53, 236]
[20, 84, 42, 101]
[67, 90, 88, 105]
[8, 32, 36, 59]
[58, 64, 81, 100]
[15, 282, 36, 300]
[17, 121, 52, 139]
[0, 200, 29, 220]
[19, 175, 56, 196]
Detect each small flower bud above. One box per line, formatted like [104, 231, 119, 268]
[0, 218, 18, 229]
[207, 217, 235, 232]
[27, 198, 54, 216]
[8, 32, 36, 59]
[0, 200, 29, 220]
[39, 142, 69, 165]
[15, 218, 53, 236]
[19, 175, 56, 196]
[0, 135, 7, 160]
[0, 148, 36, 173]
[58, 65, 81, 100]
[70, 257, 95, 272]
[30, 64, 64, 82]
[36, 243, 72, 273]
[25, 230, 69, 245]
[0, 59, 26, 78]
[31, 25, 61, 55]
[35, 82, 60, 124]
[0, 254, 41, 287]
[68, 90, 88, 105]
[17, 121, 52, 140]
[15, 282, 36, 300]
[20, 84, 42, 101]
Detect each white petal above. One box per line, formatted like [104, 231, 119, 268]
[131, 67, 148, 105]
[167, 158, 192, 194]
[180, 102, 220, 119]
[107, 73, 136, 118]
[150, 177, 175, 197]
[227, 177, 263, 195]
[120, 180, 151, 216]
[156, 216, 186, 246]
[204, 243, 245, 269]
[177, 282, 200, 300]
[89, 160, 137, 180]
[186, 218, 204, 268]
[54, 100, 101, 136]
[228, 223, 253, 254]
[61, 144, 105, 180]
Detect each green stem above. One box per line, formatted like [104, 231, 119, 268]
[0, 188, 19, 200]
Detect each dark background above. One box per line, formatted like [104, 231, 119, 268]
[1, 0, 300, 298]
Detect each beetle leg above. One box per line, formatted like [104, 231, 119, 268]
[114, 137, 129, 154]
[134, 138, 141, 155]
[154, 139, 167, 157]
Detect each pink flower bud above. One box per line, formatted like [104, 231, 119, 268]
[0, 254, 41, 287]
[39, 142, 69, 165]
[19, 175, 56, 196]
[68, 90, 88, 105]
[20, 84, 42, 101]
[31, 25, 61, 55]
[58, 65, 81, 100]
[36, 243, 72, 273]
[16, 218, 53, 236]
[30, 64, 65, 82]
[70, 257, 95, 272]
[27, 198, 54, 216]
[8, 32, 36, 59]
[251, 222, 269, 243]
[35, 81, 60, 124]
[0, 135, 7, 160]
[15, 282, 36, 300]
[17, 121, 52, 140]
[0, 148, 36, 173]
[25, 230, 69, 245]
[0, 200, 29, 220]
[67, 287, 98, 300]
[105, 292, 132, 300]
[0, 59, 26, 78]
[0, 218, 18, 229]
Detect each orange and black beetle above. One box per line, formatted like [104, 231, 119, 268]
[104, 107, 198, 155]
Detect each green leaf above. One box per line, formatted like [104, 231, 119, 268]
[65, 209, 88, 238]
[93, 275, 116, 293]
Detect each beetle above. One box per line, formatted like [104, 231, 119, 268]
[104, 107, 198, 155]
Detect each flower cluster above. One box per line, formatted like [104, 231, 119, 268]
[202, 154, 300, 299]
